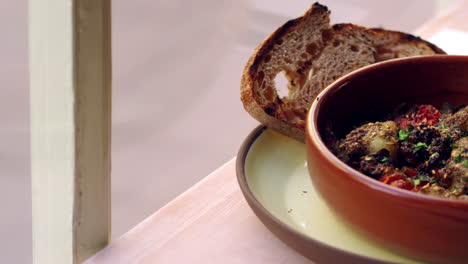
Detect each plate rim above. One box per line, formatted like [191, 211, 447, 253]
[236, 125, 401, 264]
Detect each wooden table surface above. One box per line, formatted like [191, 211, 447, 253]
[86, 2, 468, 263]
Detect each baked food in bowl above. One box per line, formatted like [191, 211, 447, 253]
[306, 55, 468, 263]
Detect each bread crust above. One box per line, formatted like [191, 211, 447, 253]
[369, 28, 446, 55]
[240, 3, 445, 143]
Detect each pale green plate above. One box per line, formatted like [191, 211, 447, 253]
[244, 128, 422, 264]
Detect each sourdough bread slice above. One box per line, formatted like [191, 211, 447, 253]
[240, 3, 445, 142]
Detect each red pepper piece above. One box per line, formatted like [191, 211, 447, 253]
[380, 173, 414, 190]
[402, 167, 418, 177]
[390, 179, 414, 190]
[414, 105, 441, 126]
[396, 105, 441, 129]
[396, 117, 411, 129]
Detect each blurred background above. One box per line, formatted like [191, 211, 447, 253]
[0, 0, 460, 263]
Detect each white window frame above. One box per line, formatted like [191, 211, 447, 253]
[29, 0, 112, 263]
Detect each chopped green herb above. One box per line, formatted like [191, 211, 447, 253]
[451, 186, 459, 192]
[413, 179, 421, 185]
[452, 145, 459, 149]
[457, 178, 462, 183]
[364, 156, 373, 161]
[407, 124, 414, 132]
[381, 157, 390, 162]
[429, 152, 439, 159]
[398, 129, 409, 141]
[455, 154, 462, 163]
[439, 121, 446, 129]
[413, 142, 429, 151]
[447, 135, 453, 143]
[429, 179, 437, 184]
[465, 159, 468, 168]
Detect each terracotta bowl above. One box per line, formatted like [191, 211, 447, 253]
[306, 55, 468, 264]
